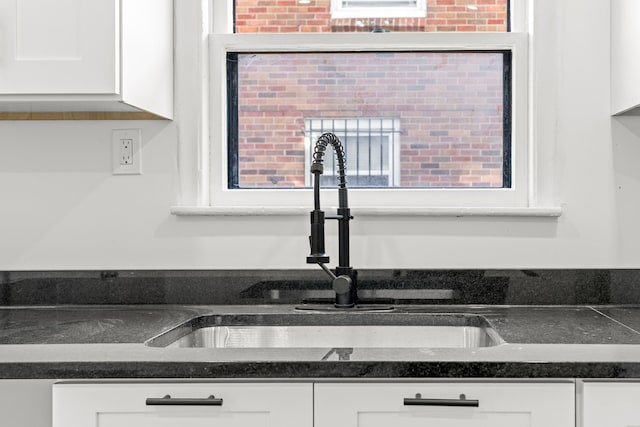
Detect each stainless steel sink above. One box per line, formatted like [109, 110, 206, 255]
[163, 324, 500, 348]
[146, 313, 503, 349]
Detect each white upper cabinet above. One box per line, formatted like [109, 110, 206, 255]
[611, 0, 640, 115]
[0, 0, 117, 94]
[0, 0, 173, 119]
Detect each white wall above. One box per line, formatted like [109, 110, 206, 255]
[1, 0, 637, 270]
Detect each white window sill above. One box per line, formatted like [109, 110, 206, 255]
[171, 206, 562, 217]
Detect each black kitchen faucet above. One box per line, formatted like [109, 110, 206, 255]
[306, 132, 357, 308]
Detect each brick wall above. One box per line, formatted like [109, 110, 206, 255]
[425, 0, 508, 32]
[237, 51, 504, 188]
[235, 1, 332, 32]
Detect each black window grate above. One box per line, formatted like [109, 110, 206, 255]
[306, 118, 400, 188]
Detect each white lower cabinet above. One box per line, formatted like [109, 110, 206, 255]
[315, 382, 575, 427]
[582, 381, 640, 427]
[53, 380, 574, 427]
[0, 379, 55, 427]
[52, 382, 313, 427]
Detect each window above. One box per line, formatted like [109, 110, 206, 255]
[304, 118, 401, 187]
[331, 0, 427, 19]
[202, 0, 534, 212]
[228, 49, 509, 192]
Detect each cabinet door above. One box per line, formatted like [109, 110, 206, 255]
[0, 0, 118, 94]
[315, 382, 574, 427]
[583, 382, 640, 427]
[53, 382, 312, 427]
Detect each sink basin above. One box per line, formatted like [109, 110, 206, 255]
[147, 313, 503, 349]
[163, 324, 499, 348]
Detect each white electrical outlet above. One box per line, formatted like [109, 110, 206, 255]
[112, 129, 142, 175]
[119, 139, 133, 165]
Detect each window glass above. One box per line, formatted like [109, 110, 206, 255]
[228, 51, 509, 189]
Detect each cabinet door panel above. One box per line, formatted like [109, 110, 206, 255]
[53, 382, 312, 427]
[0, 0, 118, 94]
[583, 382, 640, 427]
[315, 382, 574, 427]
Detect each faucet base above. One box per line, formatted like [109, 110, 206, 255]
[334, 303, 356, 309]
[294, 303, 395, 312]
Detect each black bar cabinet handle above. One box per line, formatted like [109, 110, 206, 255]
[146, 394, 223, 406]
[404, 393, 479, 407]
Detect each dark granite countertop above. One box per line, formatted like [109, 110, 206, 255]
[3, 304, 640, 380]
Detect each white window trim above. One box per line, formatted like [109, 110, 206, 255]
[209, 32, 529, 210]
[331, 0, 427, 19]
[171, 0, 562, 217]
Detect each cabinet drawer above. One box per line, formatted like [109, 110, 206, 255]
[53, 381, 312, 427]
[315, 382, 575, 427]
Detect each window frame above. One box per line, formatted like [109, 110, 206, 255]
[209, 31, 529, 210]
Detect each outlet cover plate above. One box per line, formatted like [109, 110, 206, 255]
[112, 129, 142, 175]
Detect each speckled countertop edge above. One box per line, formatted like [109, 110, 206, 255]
[3, 304, 640, 379]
